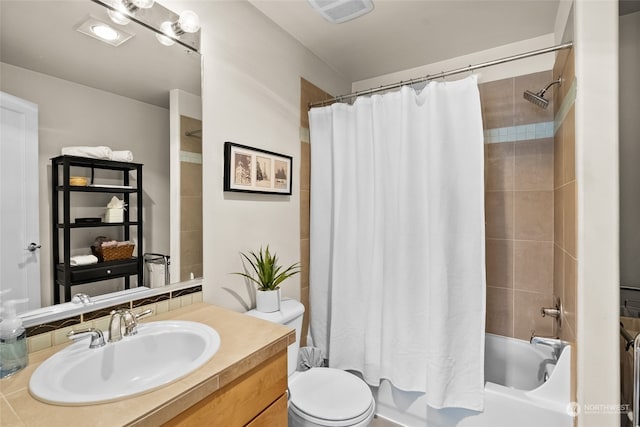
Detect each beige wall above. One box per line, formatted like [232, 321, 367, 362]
[191, 1, 351, 312]
[0, 62, 170, 306]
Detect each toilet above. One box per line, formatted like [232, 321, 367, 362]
[246, 299, 376, 427]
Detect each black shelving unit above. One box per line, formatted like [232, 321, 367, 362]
[51, 155, 143, 304]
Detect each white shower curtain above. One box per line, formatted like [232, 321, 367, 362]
[308, 76, 486, 411]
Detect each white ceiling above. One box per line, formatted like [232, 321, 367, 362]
[249, 0, 561, 82]
[0, 1, 201, 109]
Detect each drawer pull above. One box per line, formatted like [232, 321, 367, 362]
[106, 269, 112, 275]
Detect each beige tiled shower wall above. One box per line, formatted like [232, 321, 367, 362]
[180, 115, 203, 281]
[481, 70, 557, 340]
[552, 48, 577, 344]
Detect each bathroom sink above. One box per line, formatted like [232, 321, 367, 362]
[29, 320, 220, 405]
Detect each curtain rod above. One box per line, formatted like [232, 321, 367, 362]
[309, 41, 573, 108]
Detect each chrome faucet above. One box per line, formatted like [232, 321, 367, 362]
[108, 308, 154, 342]
[530, 331, 567, 360]
[123, 308, 153, 336]
[71, 293, 93, 305]
[67, 327, 105, 349]
[108, 310, 126, 342]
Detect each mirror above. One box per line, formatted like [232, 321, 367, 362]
[0, 0, 202, 311]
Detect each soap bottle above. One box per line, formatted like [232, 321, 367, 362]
[0, 299, 28, 379]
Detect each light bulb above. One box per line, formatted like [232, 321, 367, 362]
[178, 10, 200, 33]
[131, 0, 154, 8]
[160, 21, 176, 37]
[156, 33, 175, 46]
[90, 24, 120, 41]
[107, 9, 131, 25]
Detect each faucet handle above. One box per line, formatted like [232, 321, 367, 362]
[123, 308, 154, 336]
[539, 297, 562, 328]
[67, 328, 105, 349]
[135, 308, 153, 321]
[71, 293, 92, 305]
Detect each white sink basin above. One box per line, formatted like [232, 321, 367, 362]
[29, 320, 220, 405]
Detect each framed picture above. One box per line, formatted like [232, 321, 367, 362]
[223, 142, 293, 195]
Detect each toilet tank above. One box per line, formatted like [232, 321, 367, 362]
[245, 298, 305, 376]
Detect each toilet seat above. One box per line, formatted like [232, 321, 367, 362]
[289, 368, 375, 426]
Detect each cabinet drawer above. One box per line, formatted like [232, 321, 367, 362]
[56, 259, 138, 284]
[163, 351, 287, 427]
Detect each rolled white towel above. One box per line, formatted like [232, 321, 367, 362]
[61, 146, 112, 160]
[69, 255, 99, 266]
[111, 150, 134, 162]
[147, 263, 166, 288]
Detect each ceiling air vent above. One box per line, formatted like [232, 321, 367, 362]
[307, 0, 374, 24]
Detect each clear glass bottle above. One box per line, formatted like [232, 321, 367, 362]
[0, 299, 28, 379]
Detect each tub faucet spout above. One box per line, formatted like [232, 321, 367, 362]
[530, 332, 567, 360]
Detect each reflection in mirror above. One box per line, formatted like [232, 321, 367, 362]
[0, 0, 202, 313]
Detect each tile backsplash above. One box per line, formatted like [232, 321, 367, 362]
[25, 285, 202, 354]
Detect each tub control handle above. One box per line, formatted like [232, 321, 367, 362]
[541, 307, 560, 318]
[539, 297, 562, 328]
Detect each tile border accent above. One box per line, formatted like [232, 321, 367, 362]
[171, 285, 203, 298]
[484, 121, 554, 144]
[25, 316, 81, 337]
[24, 284, 204, 354]
[180, 151, 203, 164]
[300, 127, 310, 144]
[82, 303, 131, 322]
[132, 292, 171, 308]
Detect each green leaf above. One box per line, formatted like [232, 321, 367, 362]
[231, 245, 300, 291]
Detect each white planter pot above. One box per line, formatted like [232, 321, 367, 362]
[256, 289, 281, 313]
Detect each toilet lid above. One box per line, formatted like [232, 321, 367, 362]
[289, 368, 373, 422]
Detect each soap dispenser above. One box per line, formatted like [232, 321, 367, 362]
[0, 298, 28, 379]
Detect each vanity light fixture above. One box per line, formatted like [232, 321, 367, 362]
[160, 10, 201, 37]
[107, 9, 131, 25]
[116, 0, 155, 13]
[155, 31, 175, 47]
[106, 0, 155, 25]
[75, 16, 134, 47]
[156, 10, 200, 47]
[93, 0, 201, 52]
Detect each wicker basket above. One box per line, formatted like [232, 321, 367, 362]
[91, 243, 135, 262]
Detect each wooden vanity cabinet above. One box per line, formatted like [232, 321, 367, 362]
[164, 350, 288, 427]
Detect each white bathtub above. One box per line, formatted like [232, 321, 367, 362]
[371, 333, 573, 427]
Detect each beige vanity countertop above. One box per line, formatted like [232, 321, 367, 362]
[0, 303, 295, 427]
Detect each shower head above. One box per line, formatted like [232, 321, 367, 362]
[523, 78, 562, 110]
[523, 90, 550, 109]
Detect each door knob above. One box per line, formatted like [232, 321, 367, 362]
[27, 242, 42, 252]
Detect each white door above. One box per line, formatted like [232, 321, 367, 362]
[0, 91, 40, 311]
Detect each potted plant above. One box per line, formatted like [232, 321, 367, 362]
[234, 245, 300, 312]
